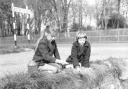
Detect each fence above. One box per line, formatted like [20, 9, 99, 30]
[0, 29, 128, 48]
[57, 29, 128, 43]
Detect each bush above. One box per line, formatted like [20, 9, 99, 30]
[70, 23, 80, 32]
[0, 45, 33, 54]
[97, 13, 127, 29]
[70, 23, 88, 32]
[0, 57, 127, 89]
[107, 13, 127, 28]
[86, 25, 93, 30]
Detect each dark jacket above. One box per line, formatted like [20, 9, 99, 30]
[67, 41, 91, 67]
[33, 37, 60, 66]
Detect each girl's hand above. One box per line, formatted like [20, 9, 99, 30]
[55, 59, 68, 65]
[76, 66, 81, 72]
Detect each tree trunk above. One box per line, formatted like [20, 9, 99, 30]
[63, 8, 68, 33]
[117, 0, 121, 13]
[62, 0, 68, 33]
[104, 17, 108, 30]
[79, 0, 82, 30]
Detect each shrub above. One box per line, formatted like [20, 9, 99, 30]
[97, 13, 128, 29]
[70, 23, 88, 32]
[107, 13, 127, 29]
[0, 57, 127, 89]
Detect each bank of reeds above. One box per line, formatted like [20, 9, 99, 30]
[0, 57, 128, 89]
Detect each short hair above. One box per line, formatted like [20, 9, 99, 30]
[76, 31, 87, 39]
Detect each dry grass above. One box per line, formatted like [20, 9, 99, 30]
[1, 57, 128, 89]
[0, 45, 34, 54]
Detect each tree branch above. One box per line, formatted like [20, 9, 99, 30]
[67, 0, 72, 8]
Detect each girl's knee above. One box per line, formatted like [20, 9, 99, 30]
[38, 64, 58, 73]
[65, 64, 74, 69]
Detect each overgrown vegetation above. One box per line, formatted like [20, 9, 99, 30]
[70, 23, 93, 32]
[0, 44, 34, 54]
[1, 57, 128, 89]
[108, 13, 127, 28]
[98, 13, 128, 29]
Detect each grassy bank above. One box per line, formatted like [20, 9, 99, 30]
[1, 58, 128, 89]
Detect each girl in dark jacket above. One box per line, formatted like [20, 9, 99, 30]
[66, 31, 91, 69]
[28, 25, 68, 73]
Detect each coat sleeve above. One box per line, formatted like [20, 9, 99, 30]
[71, 43, 79, 67]
[38, 41, 56, 63]
[54, 42, 60, 59]
[82, 42, 91, 67]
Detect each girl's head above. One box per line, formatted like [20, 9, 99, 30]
[76, 31, 87, 45]
[44, 25, 56, 42]
[35, 24, 56, 51]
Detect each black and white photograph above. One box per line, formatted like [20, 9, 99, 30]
[0, 0, 128, 89]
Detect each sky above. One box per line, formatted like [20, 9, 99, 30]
[86, 0, 96, 6]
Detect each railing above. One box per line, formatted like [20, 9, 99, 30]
[0, 29, 128, 48]
[57, 29, 128, 43]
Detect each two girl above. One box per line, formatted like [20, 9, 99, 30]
[29, 25, 91, 73]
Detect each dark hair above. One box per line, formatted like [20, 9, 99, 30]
[45, 25, 51, 34]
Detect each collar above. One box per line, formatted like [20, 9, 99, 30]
[75, 41, 89, 47]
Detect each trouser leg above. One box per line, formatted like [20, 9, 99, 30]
[38, 63, 62, 73]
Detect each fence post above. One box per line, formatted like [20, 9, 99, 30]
[14, 33, 17, 47]
[117, 29, 120, 42]
[27, 33, 30, 44]
[99, 29, 101, 43]
[13, 21, 17, 47]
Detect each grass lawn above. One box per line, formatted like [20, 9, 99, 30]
[0, 42, 128, 89]
[0, 43, 128, 77]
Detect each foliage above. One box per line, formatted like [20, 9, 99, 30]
[26, 0, 72, 33]
[95, 0, 120, 30]
[86, 25, 93, 30]
[0, 57, 127, 89]
[107, 13, 127, 28]
[98, 13, 127, 29]
[70, 23, 93, 32]
[0, 0, 13, 37]
[70, 23, 80, 32]
[0, 0, 12, 20]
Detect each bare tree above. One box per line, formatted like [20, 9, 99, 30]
[96, 0, 120, 29]
[39, 0, 72, 33]
[61, 0, 72, 32]
[51, 0, 72, 32]
[70, 3, 79, 25]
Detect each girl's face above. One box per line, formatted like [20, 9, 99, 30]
[78, 37, 86, 45]
[46, 33, 55, 41]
